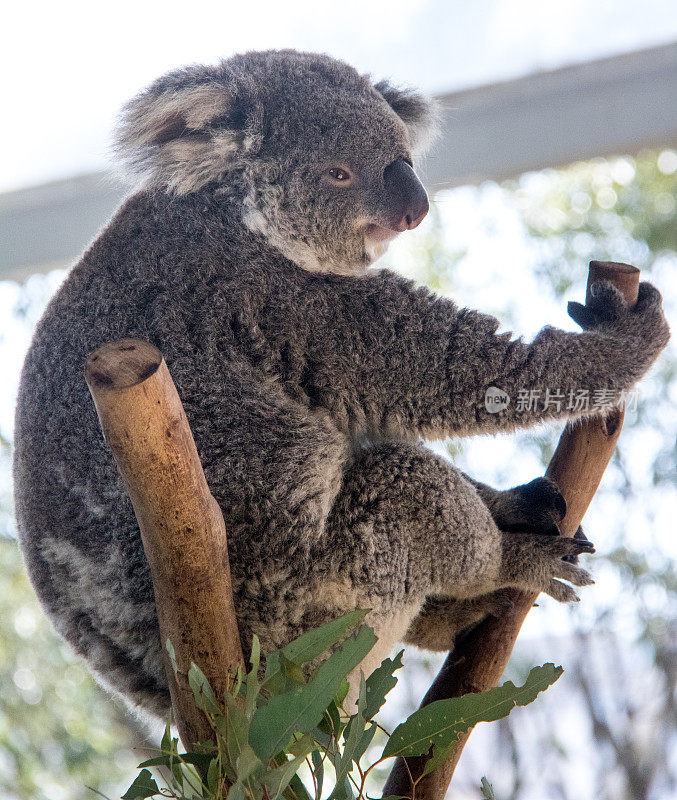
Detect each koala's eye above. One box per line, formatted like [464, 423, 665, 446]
[327, 167, 353, 185]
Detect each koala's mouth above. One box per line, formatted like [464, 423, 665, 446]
[364, 223, 399, 244]
[363, 223, 399, 263]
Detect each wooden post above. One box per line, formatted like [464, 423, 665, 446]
[383, 261, 640, 799]
[85, 339, 244, 749]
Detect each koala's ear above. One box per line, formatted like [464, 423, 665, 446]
[374, 80, 439, 154]
[114, 68, 259, 194]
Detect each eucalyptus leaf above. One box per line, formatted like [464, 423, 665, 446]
[188, 661, 221, 715]
[236, 744, 263, 781]
[250, 626, 377, 761]
[245, 635, 262, 718]
[137, 753, 212, 772]
[330, 712, 364, 797]
[285, 772, 315, 800]
[317, 699, 343, 741]
[181, 764, 203, 800]
[481, 776, 496, 799]
[226, 780, 246, 800]
[382, 663, 563, 761]
[311, 749, 324, 799]
[121, 769, 160, 799]
[335, 678, 350, 709]
[233, 665, 245, 698]
[207, 757, 220, 795]
[265, 610, 369, 678]
[165, 639, 178, 675]
[420, 741, 454, 778]
[261, 736, 315, 800]
[363, 650, 404, 720]
[161, 723, 172, 755]
[218, 693, 250, 770]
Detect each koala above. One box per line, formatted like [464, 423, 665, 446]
[13, 49, 669, 721]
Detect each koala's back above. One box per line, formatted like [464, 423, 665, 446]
[13, 190, 348, 717]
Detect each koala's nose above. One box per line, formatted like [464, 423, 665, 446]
[383, 159, 429, 232]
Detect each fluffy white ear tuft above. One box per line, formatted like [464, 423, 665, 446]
[114, 69, 254, 194]
[374, 80, 440, 154]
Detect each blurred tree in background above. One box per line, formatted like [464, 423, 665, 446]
[0, 149, 674, 799]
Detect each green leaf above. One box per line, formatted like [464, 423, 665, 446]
[236, 744, 263, 781]
[137, 753, 213, 772]
[311, 749, 324, 799]
[265, 610, 369, 677]
[233, 665, 245, 698]
[335, 678, 350, 709]
[180, 764, 203, 800]
[250, 625, 377, 762]
[420, 742, 454, 778]
[227, 781, 246, 800]
[381, 663, 563, 761]
[165, 639, 178, 675]
[330, 776, 354, 800]
[161, 723, 172, 755]
[264, 654, 308, 696]
[207, 758, 220, 795]
[317, 699, 344, 743]
[261, 736, 315, 800]
[285, 773, 315, 800]
[225, 744, 264, 800]
[246, 635, 262, 718]
[188, 662, 221, 715]
[121, 769, 160, 799]
[329, 676, 375, 799]
[357, 722, 377, 762]
[217, 694, 250, 771]
[481, 776, 496, 800]
[280, 654, 307, 686]
[363, 650, 404, 720]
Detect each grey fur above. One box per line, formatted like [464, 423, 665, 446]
[13, 50, 669, 721]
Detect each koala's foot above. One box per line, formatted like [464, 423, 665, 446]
[499, 532, 595, 602]
[489, 476, 566, 536]
[487, 476, 591, 564]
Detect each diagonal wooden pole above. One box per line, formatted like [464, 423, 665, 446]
[85, 339, 245, 750]
[383, 261, 640, 800]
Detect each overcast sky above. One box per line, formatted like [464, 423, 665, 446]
[3, 0, 677, 192]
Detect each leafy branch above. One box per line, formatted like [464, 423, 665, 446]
[120, 612, 561, 800]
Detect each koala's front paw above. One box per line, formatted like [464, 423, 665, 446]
[568, 280, 670, 363]
[500, 532, 595, 603]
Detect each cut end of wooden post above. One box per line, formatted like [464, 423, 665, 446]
[587, 261, 640, 306]
[85, 339, 163, 390]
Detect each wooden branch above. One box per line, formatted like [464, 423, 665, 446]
[85, 339, 244, 749]
[383, 261, 640, 800]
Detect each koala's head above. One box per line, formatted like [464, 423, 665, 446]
[115, 49, 437, 275]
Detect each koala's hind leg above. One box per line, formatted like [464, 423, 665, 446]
[402, 477, 587, 652]
[311, 442, 593, 668]
[402, 592, 513, 652]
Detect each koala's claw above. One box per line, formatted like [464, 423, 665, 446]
[553, 558, 595, 586]
[563, 525, 591, 564]
[501, 532, 595, 603]
[546, 579, 580, 603]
